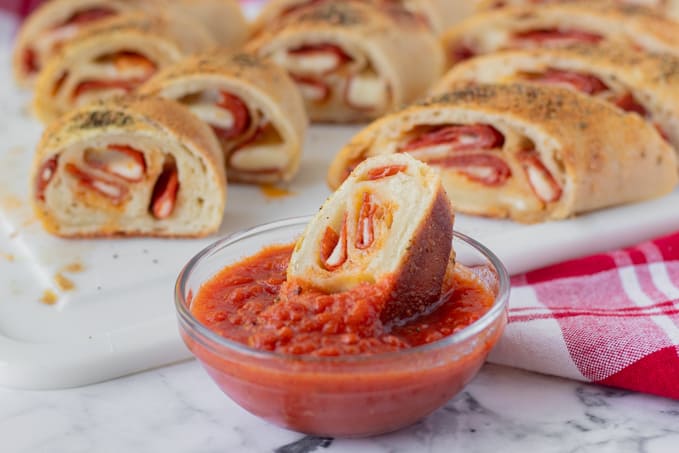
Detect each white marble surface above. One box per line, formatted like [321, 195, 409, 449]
[2, 361, 679, 453]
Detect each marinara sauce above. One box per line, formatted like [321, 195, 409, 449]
[191, 244, 494, 356]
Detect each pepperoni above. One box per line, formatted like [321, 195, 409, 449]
[291, 74, 331, 103]
[320, 216, 348, 271]
[614, 92, 647, 116]
[213, 92, 252, 140]
[65, 163, 127, 203]
[36, 156, 59, 201]
[366, 165, 407, 180]
[62, 7, 116, 26]
[84, 145, 147, 182]
[72, 79, 139, 98]
[531, 68, 609, 95]
[450, 44, 476, 64]
[518, 151, 562, 203]
[150, 164, 180, 219]
[402, 124, 505, 152]
[288, 43, 353, 67]
[355, 192, 377, 250]
[513, 28, 603, 45]
[428, 153, 512, 186]
[23, 47, 39, 74]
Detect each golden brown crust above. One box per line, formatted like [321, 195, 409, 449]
[246, 1, 444, 122]
[32, 95, 227, 238]
[433, 42, 679, 153]
[328, 83, 678, 222]
[381, 188, 453, 323]
[441, 2, 679, 68]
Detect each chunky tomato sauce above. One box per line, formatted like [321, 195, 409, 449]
[191, 244, 494, 356]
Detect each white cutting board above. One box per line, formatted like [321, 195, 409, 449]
[3, 35, 679, 390]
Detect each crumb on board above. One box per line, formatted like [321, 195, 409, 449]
[260, 184, 294, 199]
[62, 261, 85, 273]
[0, 195, 24, 211]
[1, 253, 15, 262]
[54, 273, 75, 291]
[40, 290, 58, 305]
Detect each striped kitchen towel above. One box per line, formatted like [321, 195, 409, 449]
[490, 231, 679, 399]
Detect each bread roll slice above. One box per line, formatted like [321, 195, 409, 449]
[328, 84, 678, 223]
[12, 0, 141, 88]
[433, 43, 679, 154]
[251, 0, 470, 34]
[140, 52, 307, 184]
[32, 96, 226, 238]
[33, 13, 215, 123]
[247, 1, 444, 123]
[288, 153, 454, 323]
[441, 2, 679, 68]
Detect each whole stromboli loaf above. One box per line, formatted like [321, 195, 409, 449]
[442, 2, 679, 68]
[289, 153, 455, 324]
[247, 1, 444, 123]
[328, 84, 678, 223]
[32, 96, 227, 238]
[32, 12, 215, 124]
[140, 51, 308, 185]
[433, 43, 679, 156]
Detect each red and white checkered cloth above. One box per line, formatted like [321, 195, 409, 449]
[3, 0, 679, 400]
[490, 231, 679, 399]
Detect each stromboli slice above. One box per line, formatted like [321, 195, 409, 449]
[288, 153, 454, 323]
[432, 43, 679, 153]
[441, 3, 679, 68]
[246, 2, 444, 123]
[140, 52, 307, 184]
[164, 0, 248, 49]
[32, 96, 226, 238]
[327, 84, 678, 223]
[12, 0, 139, 88]
[251, 0, 470, 34]
[33, 13, 215, 123]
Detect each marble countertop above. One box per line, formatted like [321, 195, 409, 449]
[2, 361, 679, 453]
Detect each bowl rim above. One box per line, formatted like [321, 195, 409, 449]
[174, 215, 510, 363]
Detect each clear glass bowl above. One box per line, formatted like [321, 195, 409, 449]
[175, 216, 509, 437]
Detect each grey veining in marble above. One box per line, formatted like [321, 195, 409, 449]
[2, 362, 678, 453]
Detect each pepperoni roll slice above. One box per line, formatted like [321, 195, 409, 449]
[328, 84, 678, 223]
[433, 43, 679, 154]
[441, 3, 679, 68]
[32, 96, 226, 238]
[288, 153, 454, 324]
[247, 1, 444, 123]
[140, 52, 307, 184]
[32, 13, 215, 124]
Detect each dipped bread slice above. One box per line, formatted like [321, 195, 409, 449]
[441, 2, 679, 68]
[140, 51, 307, 184]
[251, 0, 471, 35]
[288, 153, 454, 323]
[33, 13, 215, 124]
[32, 96, 226, 238]
[328, 84, 678, 223]
[433, 43, 679, 153]
[247, 1, 444, 123]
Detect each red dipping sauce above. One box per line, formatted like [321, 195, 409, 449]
[191, 245, 495, 356]
[176, 221, 509, 437]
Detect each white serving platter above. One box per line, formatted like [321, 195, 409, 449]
[3, 33, 679, 390]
